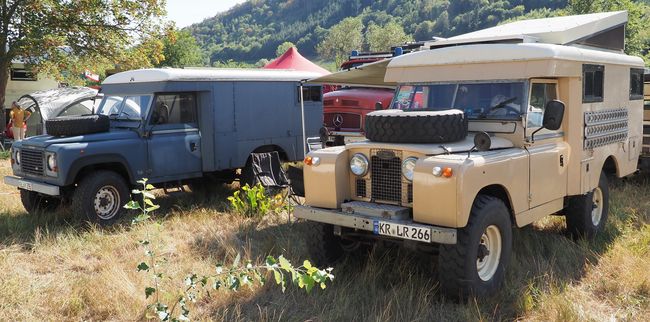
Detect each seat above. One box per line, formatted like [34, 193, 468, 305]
[245, 151, 303, 212]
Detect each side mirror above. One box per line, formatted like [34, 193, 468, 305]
[375, 101, 383, 110]
[542, 100, 565, 131]
[530, 99, 565, 143]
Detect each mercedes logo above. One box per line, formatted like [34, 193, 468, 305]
[333, 114, 344, 127]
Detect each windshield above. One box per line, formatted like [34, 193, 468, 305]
[391, 82, 525, 120]
[97, 95, 152, 120]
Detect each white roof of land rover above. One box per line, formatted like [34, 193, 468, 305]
[103, 68, 323, 84]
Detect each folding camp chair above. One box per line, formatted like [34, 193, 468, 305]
[245, 151, 303, 217]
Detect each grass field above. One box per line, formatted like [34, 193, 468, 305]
[0, 158, 648, 321]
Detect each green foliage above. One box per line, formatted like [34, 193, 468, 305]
[316, 16, 364, 67]
[157, 29, 205, 68]
[127, 179, 334, 321]
[276, 41, 296, 57]
[366, 21, 413, 52]
[0, 0, 166, 106]
[227, 184, 288, 217]
[0, 150, 10, 160]
[211, 59, 258, 68]
[188, 0, 570, 63]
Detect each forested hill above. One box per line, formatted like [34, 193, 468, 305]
[187, 0, 569, 63]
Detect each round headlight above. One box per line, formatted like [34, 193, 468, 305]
[402, 157, 418, 181]
[350, 153, 369, 176]
[47, 154, 56, 171]
[15, 150, 20, 165]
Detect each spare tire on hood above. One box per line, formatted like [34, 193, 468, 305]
[364, 109, 468, 143]
[46, 114, 110, 137]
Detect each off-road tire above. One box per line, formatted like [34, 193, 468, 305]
[438, 195, 512, 300]
[565, 172, 609, 239]
[46, 114, 110, 137]
[20, 190, 61, 214]
[305, 222, 346, 265]
[364, 109, 468, 143]
[72, 170, 129, 225]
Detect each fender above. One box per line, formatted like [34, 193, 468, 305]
[65, 154, 135, 185]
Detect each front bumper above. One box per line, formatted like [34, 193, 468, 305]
[4, 176, 60, 196]
[294, 205, 457, 244]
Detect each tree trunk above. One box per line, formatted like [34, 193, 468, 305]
[0, 58, 9, 133]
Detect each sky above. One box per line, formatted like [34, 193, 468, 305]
[166, 0, 247, 28]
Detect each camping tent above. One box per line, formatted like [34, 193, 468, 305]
[264, 47, 330, 75]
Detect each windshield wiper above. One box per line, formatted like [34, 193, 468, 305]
[109, 110, 136, 120]
[479, 96, 518, 118]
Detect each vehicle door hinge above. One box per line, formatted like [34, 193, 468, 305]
[560, 155, 564, 167]
[528, 193, 533, 202]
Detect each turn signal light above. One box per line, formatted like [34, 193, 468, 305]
[442, 167, 453, 178]
[304, 156, 320, 166]
[304, 156, 313, 165]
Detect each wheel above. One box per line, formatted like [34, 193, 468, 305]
[565, 171, 609, 239]
[438, 195, 512, 299]
[46, 114, 110, 137]
[305, 222, 365, 265]
[364, 109, 467, 143]
[20, 190, 61, 214]
[72, 170, 130, 225]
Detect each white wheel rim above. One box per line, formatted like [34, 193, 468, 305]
[476, 224, 502, 282]
[591, 187, 603, 226]
[94, 185, 120, 220]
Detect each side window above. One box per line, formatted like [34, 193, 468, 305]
[150, 93, 197, 126]
[527, 82, 557, 129]
[59, 102, 91, 117]
[298, 86, 322, 102]
[630, 68, 644, 100]
[583, 64, 604, 103]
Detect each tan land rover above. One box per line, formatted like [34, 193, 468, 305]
[296, 11, 645, 299]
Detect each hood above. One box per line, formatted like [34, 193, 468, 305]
[19, 129, 139, 148]
[347, 133, 514, 155]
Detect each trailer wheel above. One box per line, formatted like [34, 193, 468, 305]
[46, 114, 110, 137]
[565, 172, 609, 239]
[438, 195, 512, 300]
[364, 109, 468, 143]
[72, 170, 129, 225]
[20, 190, 61, 214]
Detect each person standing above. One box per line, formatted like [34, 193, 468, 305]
[10, 101, 30, 140]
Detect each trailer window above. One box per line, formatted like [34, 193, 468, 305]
[630, 68, 644, 100]
[299, 86, 322, 102]
[150, 93, 197, 125]
[583, 64, 604, 103]
[10, 68, 37, 81]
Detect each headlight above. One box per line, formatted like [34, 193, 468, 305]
[46, 154, 57, 171]
[402, 157, 418, 181]
[350, 153, 369, 176]
[15, 150, 20, 165]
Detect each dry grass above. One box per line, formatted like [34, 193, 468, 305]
[0, 159, 648, 321]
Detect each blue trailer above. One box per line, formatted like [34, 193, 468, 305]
[4, 68, 323, 223]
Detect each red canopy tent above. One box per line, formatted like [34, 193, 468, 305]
[264, 47, 330, 75]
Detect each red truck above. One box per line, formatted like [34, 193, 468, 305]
[321, 44, 425, 146]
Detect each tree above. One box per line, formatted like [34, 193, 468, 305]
[0, 0, 166, 110]
[275, 41, 296, 57]
[366, 21, 413, 52]
[157, 29, 205, 68]
[316, 16, 364, 67]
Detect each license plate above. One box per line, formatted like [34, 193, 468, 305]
[17, 180, 33, 191]
[373, 220, 432, 243]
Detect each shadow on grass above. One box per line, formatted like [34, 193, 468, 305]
[0, 182, 238, 248]
[195, 176, 650, 321]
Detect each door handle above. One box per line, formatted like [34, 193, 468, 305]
[189, 142, 197, 151]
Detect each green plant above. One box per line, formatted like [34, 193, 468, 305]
[227, 183, 288, 217]
[127, 180, 334, 321]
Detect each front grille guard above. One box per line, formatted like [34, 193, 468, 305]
[353, 149, 413, 206]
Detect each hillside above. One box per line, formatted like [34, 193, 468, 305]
[187, 0, 568, 64]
